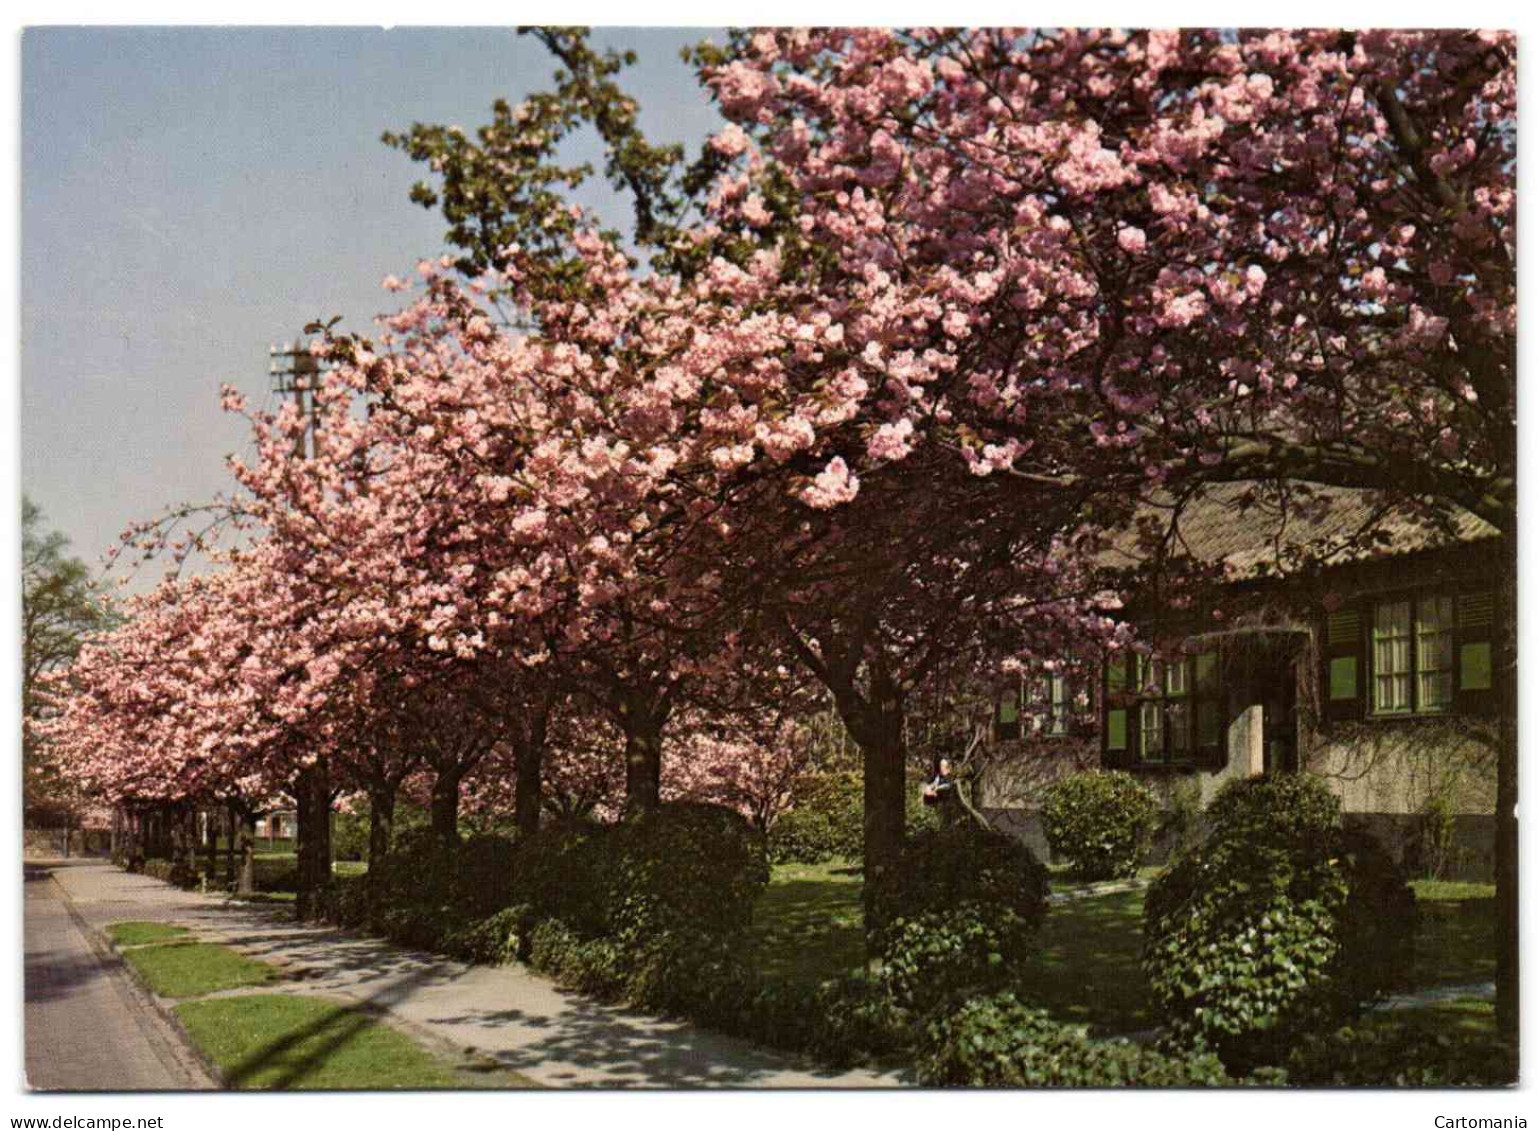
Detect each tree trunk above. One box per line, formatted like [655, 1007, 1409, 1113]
[430, 767, 464, 847]
[831, 670, 911, 961]
[829, 665, 908, 885]
[169, 806, 188, 871]
[858, 707, 907, 884]
[365, 786, 396, 915]
[515, 744, 544, 837]
[237, 810, 256, 896]
[1495, 537, 1518, 1050]
[184, 808, 198, 877]
[514, 703, 551, 838]
[368, 786, 396, 871]
[224, 804, 237, 888]
[622, 706, 664, 815]
[202, 809, 217, 883]
[295, 761, 332, 920]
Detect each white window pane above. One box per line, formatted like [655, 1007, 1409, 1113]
[1376, 600, 1410, 639]
[1141, 701, 1162, 759]
[1421, 670, 1454, 711]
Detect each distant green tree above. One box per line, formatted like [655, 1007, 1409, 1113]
[22, 497, 113, 825]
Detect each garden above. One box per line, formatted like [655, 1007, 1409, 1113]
[118, 768, 1511, 1087]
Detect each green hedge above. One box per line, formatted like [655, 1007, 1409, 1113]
[1142, 774, 1416, 1072]
[767, 773, 863, 863]
[767, 772, 940, 864]
[1041, 770, 1158, 881]
[1283, 1020, 1517, 1086]
[917, 992, 1236, 1087]
[864, 825, 1050, 943]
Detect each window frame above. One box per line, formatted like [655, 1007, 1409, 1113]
[1368, 590, 1459, 718]
[996, 669, 1074, 742]
[1104, 648, 1221, 767]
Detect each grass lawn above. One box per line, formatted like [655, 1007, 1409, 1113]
[749, 860, 867, 987]
[1411, 880, 1496, 989]
[122, 941, 282, 998]
[1015, 888, 1151, 1034]
[1366, 997, 1497, 1041]
[747, 864, 1497, 1038]
[1046, 865, 1163, 898]
[107, 921, 190, 947]
[175, 994, 532, 1089]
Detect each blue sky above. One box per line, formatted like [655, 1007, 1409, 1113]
[20, 26, 723, 590]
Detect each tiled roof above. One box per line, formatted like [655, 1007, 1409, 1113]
[1099, 481, 1499, 579]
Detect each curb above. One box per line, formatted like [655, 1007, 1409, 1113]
[77, 879, 536, 1089]
[52, 878, 224, 1090]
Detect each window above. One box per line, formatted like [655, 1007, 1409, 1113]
[1104, 649, 1220, 766]
[1047, 671, 1070, 736]
[1325, 587, 1495, 722]
[997, 670, 1073, 741]
[1372, 594, 1456, 715]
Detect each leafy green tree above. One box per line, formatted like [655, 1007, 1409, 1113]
[22, 497, 113, 825]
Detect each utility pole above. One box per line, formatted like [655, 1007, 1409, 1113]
[268, 334, 331, 918]
[269, 338, 323, 458]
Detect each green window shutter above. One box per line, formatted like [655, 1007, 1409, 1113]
[1456, 591, 1497, 711]
[1328, 656, 1359, 700]
[1322, 602, 1365, 723]
[1459, 643, 1493, 691]
[1106, 709, 1128, 753]
[997, 690, 1021, 741]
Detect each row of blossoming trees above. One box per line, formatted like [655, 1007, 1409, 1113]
[42, 27, 1515, 1034]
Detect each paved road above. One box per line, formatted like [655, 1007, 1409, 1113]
[23, 861, 215, 1091]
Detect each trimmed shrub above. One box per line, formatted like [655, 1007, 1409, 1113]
[863, 826, 1049, 1018]
[608, 802, 769, 941]
[1411, 794, 1458, 880]
[440, 904, 537, 966]
[513, 803, 771, 1010]
[659, 953, 909, 1069]
[767, 772, 864, 863]
[525, 919, 628, 999]
[864, 824, 1050, 942]
[454, 833, 518, 917]
[1143, 773, 1416, 1071]
[1041, 770, 1158, 881]
[507, 818, 614, 936]
[875, 902, 1035, 1017]
[317, 874, 371, 929]
[917, 992, 1235, 1087]
[603, 802, 770, 1008]
[1284, 1020, 1517, 1087]
[332, 809, 370, 862]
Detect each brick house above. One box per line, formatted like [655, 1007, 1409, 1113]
[978, 482, 1504, 879]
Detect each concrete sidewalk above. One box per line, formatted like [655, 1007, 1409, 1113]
[43, 860, 906, 1089]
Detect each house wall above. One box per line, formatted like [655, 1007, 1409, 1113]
[1304, 717, 1497, 879]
